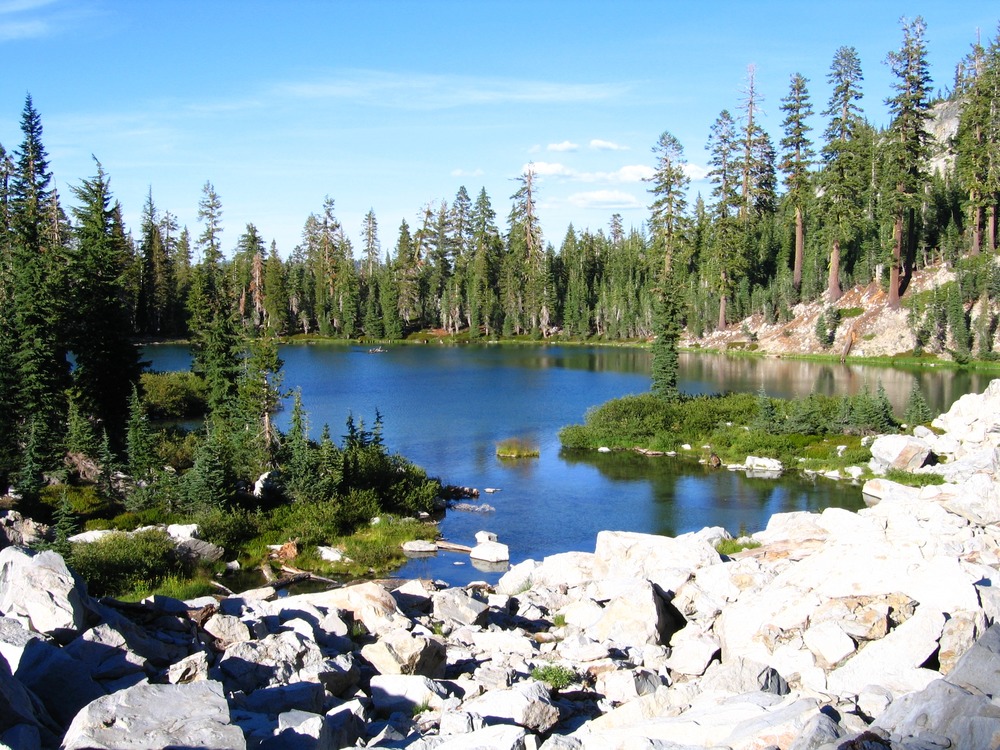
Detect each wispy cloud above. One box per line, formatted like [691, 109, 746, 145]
[590, 139, 629, 151]
[525, 161, 653, 184]
[567, 190, 643, 210]
[684, 163, 710, 180]
[529, 161, 574, 177]
[0, 0, 95, 42]
[548, 141, 579, 152]
[0, 0, 59, 14]
[277, 70, 628, 110]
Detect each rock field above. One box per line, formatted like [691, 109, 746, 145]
[5, 381, 1000, 749]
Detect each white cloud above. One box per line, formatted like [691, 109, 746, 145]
[0, 0, 58, 12]
[608, 164, 654, 182]
[567, 190, 643, 210]
[528, 162, 653, 184]
[590, 139, 629, 151]
[0, 18, 46, 39]
[548, 140, 579, 152]
[278, 70, 628, 110]
[451, 167, 485, 177]
[527, 161, 574, 177]
[683, 163, 710, 180]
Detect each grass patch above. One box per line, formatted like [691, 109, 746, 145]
[839, 307, 864, 319]
[884, 469, 946, 487]
[716, 537, 761, 556]
[496, 437, 540, 459]
[531, 664, 576, 690]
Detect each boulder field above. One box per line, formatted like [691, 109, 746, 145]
[4, 381, 1000, 749]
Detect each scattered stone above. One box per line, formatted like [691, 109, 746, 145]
[61, 680, 245, 750]
[0, 548, 97, 644]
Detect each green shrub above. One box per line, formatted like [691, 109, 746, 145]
[70, 529, 183, 597]
[716, 537, 761, 556]
[884, 469, 946, 487]
[140, 371, 208, 420]
[531, 664, 576, 690]
[194, 507, 260, 556]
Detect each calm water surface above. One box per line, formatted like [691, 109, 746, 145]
[144, 344, 992, 585]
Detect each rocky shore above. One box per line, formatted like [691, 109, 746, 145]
[4, 382, 1000, 749]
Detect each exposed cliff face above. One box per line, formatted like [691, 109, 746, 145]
[927, 97, 963, 177]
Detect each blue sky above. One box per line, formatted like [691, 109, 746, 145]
[0, 1, 995, 259]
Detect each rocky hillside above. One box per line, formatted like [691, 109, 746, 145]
[3, 381, 1000, 748]
[690, 264, 964, 359]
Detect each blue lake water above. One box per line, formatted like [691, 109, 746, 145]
[143, 344, 991, 585]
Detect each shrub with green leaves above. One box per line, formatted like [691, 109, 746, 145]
[531, 664, 576, 690]
[70, 529, 183, 597]
[140, 371, 208, 420]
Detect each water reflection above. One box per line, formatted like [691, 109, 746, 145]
[140, 343, 990, 587]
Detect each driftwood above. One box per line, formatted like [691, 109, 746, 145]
[841, 320, 860, 362]
[279, 564, 337, 586]
[437, 540, 473, 553]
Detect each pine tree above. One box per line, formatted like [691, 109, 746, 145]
[9, 95, 70, 466]
[647, 130, 690, 399]
[884, 17, 933, 308]
[67, 160, 142, 441]
[126, 385, 157, 480]
[706, 110, 745, 330]
[820, 46, 866, 303]
[468, 188, 503, 337]
[903, 381, 932, 425]
[282, 389, 313, 501]
[956, 27, 1000, 254]
[51, 489, 77, 559]
[137, 190, 174, 336]
[506, 167, 545, 334]
[779, 73, 815, 292]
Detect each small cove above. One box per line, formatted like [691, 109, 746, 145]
[143, 343, 992, 585]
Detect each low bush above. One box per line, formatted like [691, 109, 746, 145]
[531, 664, 576, 690]
[70, 529, 184, 597]
[140, 371, 208, 420]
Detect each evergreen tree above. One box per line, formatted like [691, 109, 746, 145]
[647, 130, 690, 399]
[125, 385, 157, 480]
[903, 381, 932, 425]
[51, 489, 77, 558]
[505, 167, 546, 334]
[235, 330, 284, 476]
[67, 161, 142, 441]
[9, 95, 69, 466]
[820, 46, 866, 303]
[779, 73, 815, 293]
[706, 110, 744, 330]
[884, 16, 933, 308]
[956, 27, 1000, 254]
[137, 190, 174, 336]
[263, 242, 290, 333]
[467, 188, 503, 337]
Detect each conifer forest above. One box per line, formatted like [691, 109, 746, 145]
[1, 17, 999, 548]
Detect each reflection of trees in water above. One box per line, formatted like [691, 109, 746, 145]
[560, 448, 865, 538]
[678, 352, 989, 415]
[517, 346, 652, 374]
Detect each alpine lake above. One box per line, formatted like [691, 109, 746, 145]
[143, 343, 994, 586]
